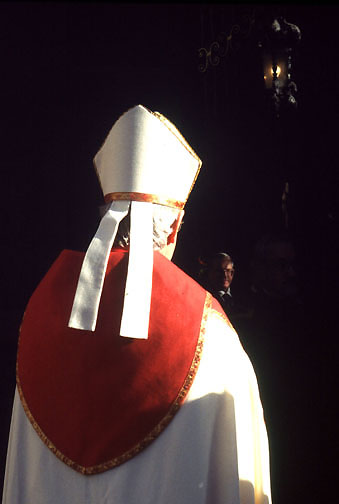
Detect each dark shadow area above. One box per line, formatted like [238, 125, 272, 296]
[1, 2, 336, 501]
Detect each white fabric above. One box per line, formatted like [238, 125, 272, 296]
[2, 310, 272, 504]
[69, 105, 201, 339]
[68, 200, 130, 332]
[68, 199, 154, 339]
[94, 105, 201, 205]
[120, 201, 153, 339]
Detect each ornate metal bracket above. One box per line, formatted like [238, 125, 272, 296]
[198, 10, 255, 73]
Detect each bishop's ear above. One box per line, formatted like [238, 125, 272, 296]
[167, 210, 185, 245]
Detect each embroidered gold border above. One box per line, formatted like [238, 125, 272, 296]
[210, 307, 235, 330]
[16, 292, 212, 475]
[104, 192, 185, 209]
[152, 110, 202, 201]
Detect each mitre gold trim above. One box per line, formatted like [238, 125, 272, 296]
[104, 192, 185, 209]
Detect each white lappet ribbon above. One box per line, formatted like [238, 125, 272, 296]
[68, 200, 154, 339]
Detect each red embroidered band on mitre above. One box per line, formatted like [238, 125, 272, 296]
[104, 192, 185, 209]
[17, 249, 210, 475]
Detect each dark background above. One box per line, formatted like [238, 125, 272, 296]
[1, 2, 337, 502]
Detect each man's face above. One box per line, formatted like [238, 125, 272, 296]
[208, 258, 235, 291]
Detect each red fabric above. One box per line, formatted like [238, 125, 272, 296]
[17, 249, 207, 472]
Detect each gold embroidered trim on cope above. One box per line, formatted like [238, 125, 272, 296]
[16, 292, 212, 475]
[210, 308, 235, 331]
[104, 192, 185, 209]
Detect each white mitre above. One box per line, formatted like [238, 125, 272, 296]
[68, 105, 202, 339]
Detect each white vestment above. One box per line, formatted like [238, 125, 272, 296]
[2, 308, 271, 504]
